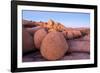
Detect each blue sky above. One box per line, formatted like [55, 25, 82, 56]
[22, 10, 90, 28]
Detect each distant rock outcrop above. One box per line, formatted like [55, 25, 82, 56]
[22, 19, 89, 40]
[22, 19, 66, 31]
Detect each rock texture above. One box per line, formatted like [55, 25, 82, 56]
[40, 31, 69, 60]
[68, 34, 90, 53]
[22, 28, 35, 53]
[34, 28, 48, 49]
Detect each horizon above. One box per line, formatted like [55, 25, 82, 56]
[22, 10, 90, 28]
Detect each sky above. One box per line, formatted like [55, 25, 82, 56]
[22, 10, 90, 28]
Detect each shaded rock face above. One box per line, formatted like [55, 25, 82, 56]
[67, 35, 90, 53]
[40, 31, 69, 60]
[34, 28, 48, 49]
[22, 28, 34, 53]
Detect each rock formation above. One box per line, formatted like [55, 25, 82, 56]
[34, 28, 48, 49]
[40, 31, 69, 60]
[22, 19, 90, 61]
[22, 19, 88, 40]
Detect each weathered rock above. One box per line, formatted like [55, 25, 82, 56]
[62, 30, 82, 39]
[48, 29, 57, 32]
[67, 37, 90, 53]
[62, 30, 73, 39]
[48, 19, 54, 26]
[34, 28, 48, 49]
[66, 31, 74, 39]
[22, 28, 35, 53]
[40, 31, 69, 60]
[80, 29, 89, 36]
[72, 30, 82, 38]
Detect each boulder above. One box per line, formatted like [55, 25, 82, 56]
[40, 31, 69, 60]
[34, 28, 48, 49]
[72, 30, 82, 38]
[62, 30, 82, 39]
[66, 31, 74, 39]
[22, 28, 35, 53]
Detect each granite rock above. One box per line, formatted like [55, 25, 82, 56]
[40, 31, 69, 60]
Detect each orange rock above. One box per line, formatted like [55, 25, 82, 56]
[72, 30, 82, 38]
[40, 31, 69, 60]
[48, 19, 54, 26]
[66, 31, 74, 39]
[34, 28, 48, 49]
[48, 29, 57, 32]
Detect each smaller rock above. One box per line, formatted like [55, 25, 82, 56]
[34, 28, 48, 49]
[72, 30, 82, 38]
[66, 31, 74, 39]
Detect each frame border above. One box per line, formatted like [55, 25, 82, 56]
[11, 1, 97, 72]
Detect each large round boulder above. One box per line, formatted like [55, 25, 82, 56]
[34, 28, 48, 49]
[40, 31, 69, 60]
